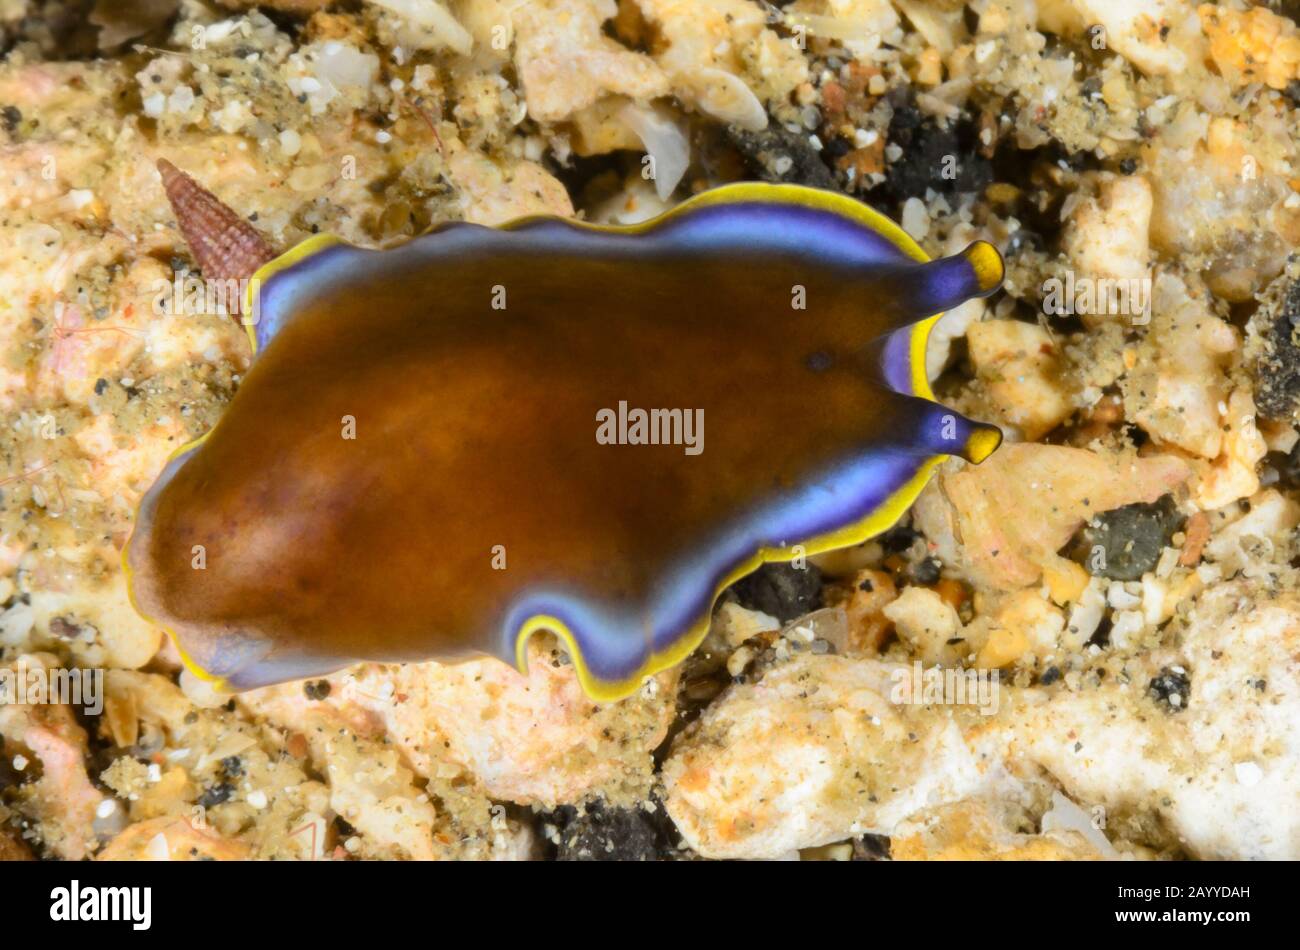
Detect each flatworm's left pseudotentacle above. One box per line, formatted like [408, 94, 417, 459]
[126, 179, 1004, 700]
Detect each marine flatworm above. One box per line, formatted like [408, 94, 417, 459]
[126, 173, 1003, 700]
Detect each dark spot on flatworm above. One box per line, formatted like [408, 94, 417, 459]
[728, 562, 823, 622]
[1148, 667, 1191, 713]
[220, 755, 244, 778]
[805, 350, 834, 373]
[1039, 666, 1061, 686]
[1070, 494, 1183, 581]
[303, 679, 331, 701]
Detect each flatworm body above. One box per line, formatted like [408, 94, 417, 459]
[125, 183, 1003, 700]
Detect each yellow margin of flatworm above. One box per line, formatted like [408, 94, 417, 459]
[123, 185, 998, 700]
[120, 233, 344, 691]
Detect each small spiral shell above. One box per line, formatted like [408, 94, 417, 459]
[157, 159, 276, 312]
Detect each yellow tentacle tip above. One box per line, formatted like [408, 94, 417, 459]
[965, 425, 1003, 464]
[963, 240, 1005, 296]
